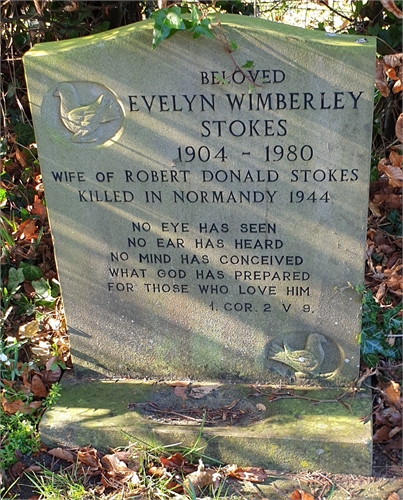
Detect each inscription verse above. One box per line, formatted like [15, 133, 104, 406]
[49, 67, 363, 320]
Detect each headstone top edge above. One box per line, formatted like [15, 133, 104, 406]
[23, 13, 376, 59]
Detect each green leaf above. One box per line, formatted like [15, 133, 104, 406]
[93, 21, 110, 34]
[151, 7, 186, 49]
[166, 9, 186, 30]
[241, 60, 254, 69]
[229, 40, 238, 51]
[50, 279, 60, 298]
[0, 188, 7, 206]
[19, 262, 43, 282]
[190, 21, 214, 40]
[32, 278, 50, 296]
[13, 122, 35, 147]
[248, 83, 256, 94]
[0, 228, 14, 247]
[190, 4, 200, 24]
[32, 278, 55, 304]
[152, 24, 171, 50]
[6, 267, 25, 293]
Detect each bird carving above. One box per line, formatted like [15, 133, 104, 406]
[54, 82, 121, 143]
[268, 333, 327, 377]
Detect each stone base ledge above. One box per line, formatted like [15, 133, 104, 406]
[40, 375, 372, 475]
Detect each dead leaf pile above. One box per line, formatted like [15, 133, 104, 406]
[375, 53, 403, 98]
[2, 147, 56, 279]
[1, 139, 71, 417]
[8, 446, 142, 497]
[366, 84, 402, 308]
[373, 380, 402, 455]
[1, 356, 63, 416]
[148, 452, 267, 495]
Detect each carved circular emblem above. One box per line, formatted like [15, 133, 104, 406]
[42, 81, 124, 146]
[266, 332, 343, 380]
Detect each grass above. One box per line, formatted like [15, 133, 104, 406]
[27, 468, 93, 500]
[24, 436, 228, 500]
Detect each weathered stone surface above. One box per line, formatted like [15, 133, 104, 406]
[40, 376, 372, 475]
[24, 16, 375, 384]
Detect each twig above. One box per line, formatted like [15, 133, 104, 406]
[317, 0, 354, 23]
[332, 479, 352, 496]
[211, 13, 263, 89]
[267, 394, 321, 403]
[146, 406, 204, 423]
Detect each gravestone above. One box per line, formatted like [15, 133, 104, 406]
[24, 15, 375, 473]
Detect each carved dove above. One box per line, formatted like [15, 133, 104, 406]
[268, 333, 327, 377]
[54, 82, 120, 143]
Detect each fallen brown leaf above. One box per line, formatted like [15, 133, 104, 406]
[148, 465, 166, 477]
[189, 385, 219, 399]
[15, 219, 38, 241]
[1, 398, 42, 415]
[102, 453, 131, 474]
[45, 356, 58, 371]
[390, 410, 402, 426]
[63, 1, 78, 12]
[375, 59, 389, 97]
[15, 147, 28, 168]
[380, 0, 403, 18]
[385, 66, 398, 81]
[10, 461, 26, 477]
[372, 192, 402, 210]
[226, 465, 267, 482]
[31, 200, 47, 222]
[163, 480, 183, 492]
[183, 459, 220, 493]
[378, 159, 403, 188]
[389, 151, 403, 167]
[77, 447, 101, 468]
[48, 447, 75, 463]
[392, 79, 403, 93]
[373, 424, 392, 443]
[31, 374, 48, 398]
[160, 452, 185, 469]
[290, 489, 315, 500]
[184, 469, 217, 492]
[389, 426, 402, 439]
[384, 53, 403, 68]
[396, 113, 403, 143]
[381, 380, 402, 409]
[24, 465, 42, 474]
[174, 385, 187, 400]
[41, 366, 62, 384]
[112, 451, 133, 463]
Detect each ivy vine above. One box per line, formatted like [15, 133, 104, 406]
[151, 3, 259, 91]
